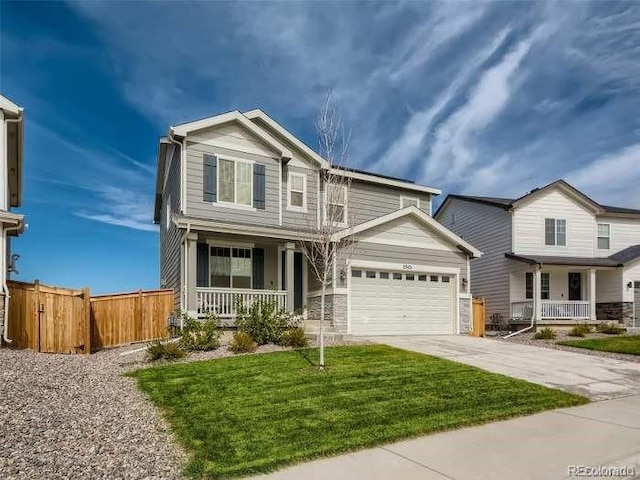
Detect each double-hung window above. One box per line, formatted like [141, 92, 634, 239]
[544, 218, 566, 246]
[526, 272, 550, 299]
[597, 224, 610, 250]
[325, 183, 347, 225]
[287, 172, 307, 211]
[210, 246, 252, 288]
[218, 158, 252, 207]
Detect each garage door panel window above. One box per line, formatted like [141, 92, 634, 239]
[430, 275, 438, 282]
[380, 272, 389, 279]
[406, 274, 415, 281]
[366, 271, 376, 278]
[393, 273, 402, 280]
[442, 276, 450, 283]
[418, 275, 427, 282]
[352, 269, 362, 278]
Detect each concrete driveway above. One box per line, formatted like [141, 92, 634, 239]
[372, 335, 640, 401]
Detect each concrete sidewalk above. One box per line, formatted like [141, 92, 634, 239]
[257, 395, 640, 480]
[375, 335, 640, 401]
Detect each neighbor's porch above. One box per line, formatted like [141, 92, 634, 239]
[509, 265, 609, 322]
[183, 232, 309, 321]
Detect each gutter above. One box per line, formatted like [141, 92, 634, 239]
[503, 263, 541, 340]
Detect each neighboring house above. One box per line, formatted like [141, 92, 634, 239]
[154, 109, 481, 335]
[0, 95, 26, 343]
[435, 180, 640, 328]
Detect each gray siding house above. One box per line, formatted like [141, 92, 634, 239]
[0, 95, 26, 343]
[435, 180, 640, 328]
[154, 109, 481, 335]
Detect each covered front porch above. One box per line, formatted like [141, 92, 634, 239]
[507, 253, 622, 323]
[183, 231, 309, 321]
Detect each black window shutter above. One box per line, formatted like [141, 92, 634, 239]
[253, 163, 265, 209]
[203, 155, 217, 202]
[197, 243, 209, 287]
[252, 248, 264, 289]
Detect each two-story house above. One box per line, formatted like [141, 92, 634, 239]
[0, 95, 26, 343]
[154, 109, 480, 336]
[435, 180, 640, 328]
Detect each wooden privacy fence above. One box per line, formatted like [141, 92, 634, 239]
[471, 297, 486, 337]
[6, 280, 174, 354]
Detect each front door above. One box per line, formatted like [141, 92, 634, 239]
[281, 251, 304, 311]
[568, 272, 582, 301]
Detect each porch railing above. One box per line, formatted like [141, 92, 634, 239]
[510, 300, 590, 320]
[196, 288, 287, 319]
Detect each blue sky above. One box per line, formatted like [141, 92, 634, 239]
[1, 1, 639, 293]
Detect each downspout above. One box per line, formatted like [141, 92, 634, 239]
[503, 263, 540, 339]
[181, 222, 191, 327]
[2, 222, 23, 343]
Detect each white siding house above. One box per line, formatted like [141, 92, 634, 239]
[436, 180, 640, 327]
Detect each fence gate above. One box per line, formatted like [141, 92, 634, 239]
[471, 297, 486, 337]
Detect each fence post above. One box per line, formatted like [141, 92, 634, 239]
[83, 287, 91, 354]
[34, 279, 41, 352]
[136, 289, 143, 342]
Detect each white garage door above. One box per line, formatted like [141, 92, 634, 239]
[635, 282, 640, 328]
[350, 268, 456, 335]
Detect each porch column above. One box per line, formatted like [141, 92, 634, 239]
[186, 232, 198, 317]
[534, 267, 542, 322]
[285, 242, 295, 312]
[589, 268, 597, 321]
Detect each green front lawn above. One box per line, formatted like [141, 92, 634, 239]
[559, 334, 640, 355]
[130, 345, 587, 478]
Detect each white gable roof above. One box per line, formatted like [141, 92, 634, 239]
[333, 206, 482, 257]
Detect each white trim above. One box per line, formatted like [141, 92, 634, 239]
[176, 215, 319, 241]
[348, 259, 461, 275]
[243, 109, 328, 168]
[333, 206, 482, 258]
[307, 288, 349, 298]
[172, 110, 293, 159]
[324, 183, 348, 227]
[205, 239, 255, 248]
[215, 155, 254, 208]
[400, 196, 420, 209]
[328, 168, 441, 195]
[278, 165, 283, 226]
[316, 171, 321, 229]
[286, 171, 307, 212]
[165, 195, 171, 232]
[0, 95, 23, 115]
[181, 137, 187, 215]
[360, 236, 452, 251]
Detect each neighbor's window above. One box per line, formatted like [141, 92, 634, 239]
[325, 183, 347, 224]
[545, 218, 566, 246]
[218, 158, 252, 206]
[210, 246, 252, 288]
[541, 273, 550, 300]
[597, 224, 610, 250]
[400, 196, 420, 209]
[288, 172, 307, 211]
[525, 272, 533, 299]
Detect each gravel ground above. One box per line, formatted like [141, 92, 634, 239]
[500, 331, 640, 363]
[0, 334, 368, 479]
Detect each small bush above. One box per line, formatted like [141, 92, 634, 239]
[533, 327, 556, 340]
[596, 322, 626, 335]
[147, 340, 186, 361]
[279, 327, 308, 348]
[179, 311, 221, 351]
[235, 299, 293, 345]
[229, 331, 257, 354]
[568, 324, 592, 337]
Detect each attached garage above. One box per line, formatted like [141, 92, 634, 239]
[349, 268, 456, 335]
[331, 207, 482, 336]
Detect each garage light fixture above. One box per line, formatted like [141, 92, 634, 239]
[462, 278, 468, 292]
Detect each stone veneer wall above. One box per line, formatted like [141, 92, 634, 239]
[306, 293, 348, 333]
[459, 298, 470, 334]
[596, 302, 634, 326]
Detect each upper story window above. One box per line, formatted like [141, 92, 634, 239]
[287, 172, 307, 212]
[597, 223, 610, 250]
[400, 196, 420, 209]
[325, 183, 347, 225]
[203, 154, 266, 209]
[544, 218, 566, 246]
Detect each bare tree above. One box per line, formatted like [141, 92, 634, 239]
[298, 93, 356, 369]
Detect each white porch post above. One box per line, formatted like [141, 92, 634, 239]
[285, 242, 295, 312]
[186, 232, 198, 317]
[589, 268, 597, 321]
[534, 267, 542, 322]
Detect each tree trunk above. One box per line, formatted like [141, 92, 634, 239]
[319, 273, 326, 368]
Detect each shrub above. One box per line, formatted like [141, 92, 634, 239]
[596, 322, 626, 335]
[147, 340, 186, 361]
[235, 299, 293, 345]
[533, 327, 556, 340]
[229, 331, 257, 354]
[568, 324, 592, 337]
[179, 311, 221, 351]
[279, 327, 308, 348]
